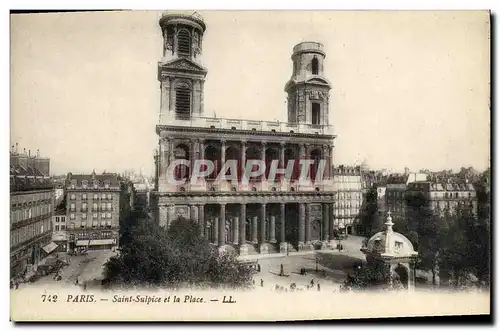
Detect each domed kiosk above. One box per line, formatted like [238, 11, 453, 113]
[361, 212, 418, 291]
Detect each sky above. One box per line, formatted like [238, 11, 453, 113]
[10, 10, 490, 176]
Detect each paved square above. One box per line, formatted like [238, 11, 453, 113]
[251, 236, 366, 292]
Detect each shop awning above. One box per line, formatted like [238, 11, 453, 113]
[76, 239, 116, 246]
[42, 242, 58, 254]
[89, 239, 116, 246]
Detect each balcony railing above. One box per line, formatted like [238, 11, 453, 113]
[293, 42, 324, 54]
[158, 178, 336, 193]
[159, 114, 335, 136]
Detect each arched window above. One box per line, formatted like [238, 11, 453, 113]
[312, 57, 319, 75]
[177, 30, 191, 57]
[175, 83, 191, 119]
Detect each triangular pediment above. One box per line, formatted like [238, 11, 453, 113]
[305, 77, 331, 86]
[160, 58, 208, 73]
[285, 77, 332, 92]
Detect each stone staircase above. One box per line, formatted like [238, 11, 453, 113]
[244, 243, 259, 255]
[263, 243, 279, 254]
[287, 243, 298, 253]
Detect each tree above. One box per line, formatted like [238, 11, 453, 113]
[405, 190, 449, 286]
[405, 187, 490, 289]
[439, 207, 490, 288]
[358, 187, 383, 237]
[104, 217, 253, 289]
[340, 260, 387, 291]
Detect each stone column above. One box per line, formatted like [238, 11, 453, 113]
[259, 203, 267, 253]
[200, 81, 205, 114]
[219, 204, 226, 246]
[239, 204, 246, 245]
[173, 25, 178, 55]
[213, 217, 219, 244]
[279, 142, 285, 181]
[280, 143, 285, 168]
[193, 79, 200, 115]
[190, 204, 198, 221]
[323, 203, 330, 242]
[233, 216, 239, 245]
[298, 203, 305, 245]
[305, 203, 312, 244]
[322, 203, 330, 249]
[193, 139, 200, 161]
[160, 139, 167, 178]
[221, 140, 226, 172]
[260, 204, 266, 244]
[167, 204, 175, 229]
[252, 216, 258, 243]
[241, 141, 247, 182]
[408, 263, 416, 292]
[299, 144, 306, 159]
[279, 203, 287, 253]
[261, 142, 267, 182]
[298, 144, 306, 183]
[169, 77, 174, 112]
[200, 139, 205, 160]
[198, 204, 204, 237]
[190, 138, 196, 162]
[168, 139, 175, 165]
[329, 202, 336, 247]
[326, 145, 332, 180]
[161, 80, 168, 113]
[269, 215, 276, 243]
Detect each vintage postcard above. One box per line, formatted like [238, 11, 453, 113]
[9, 10, 491, 322]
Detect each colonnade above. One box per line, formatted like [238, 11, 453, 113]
[165, 202, 335, 253]
[159, 138, 333, 181]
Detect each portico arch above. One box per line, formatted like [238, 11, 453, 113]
[394, 263, 410, 289]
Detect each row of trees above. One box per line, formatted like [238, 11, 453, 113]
[104, 217, 253, 289]
[404, 191, 490, 287]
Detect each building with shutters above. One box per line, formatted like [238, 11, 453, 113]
[406, 180, 478, 219]
[10, 149, 54, 280]
[65, 171, 121, 251]
[52, 201, 68, 253]
[332, 165, 363, 235]
[151, 12, 338, 255]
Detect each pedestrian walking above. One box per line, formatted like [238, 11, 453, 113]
[260, 279, 264, 287]
[317, 283, 321, 291]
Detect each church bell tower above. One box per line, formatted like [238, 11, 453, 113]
[158, 12, 208, 120]
[284, 42, 332, 126]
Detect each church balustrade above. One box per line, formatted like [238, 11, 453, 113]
[159, 114, 334, 135]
